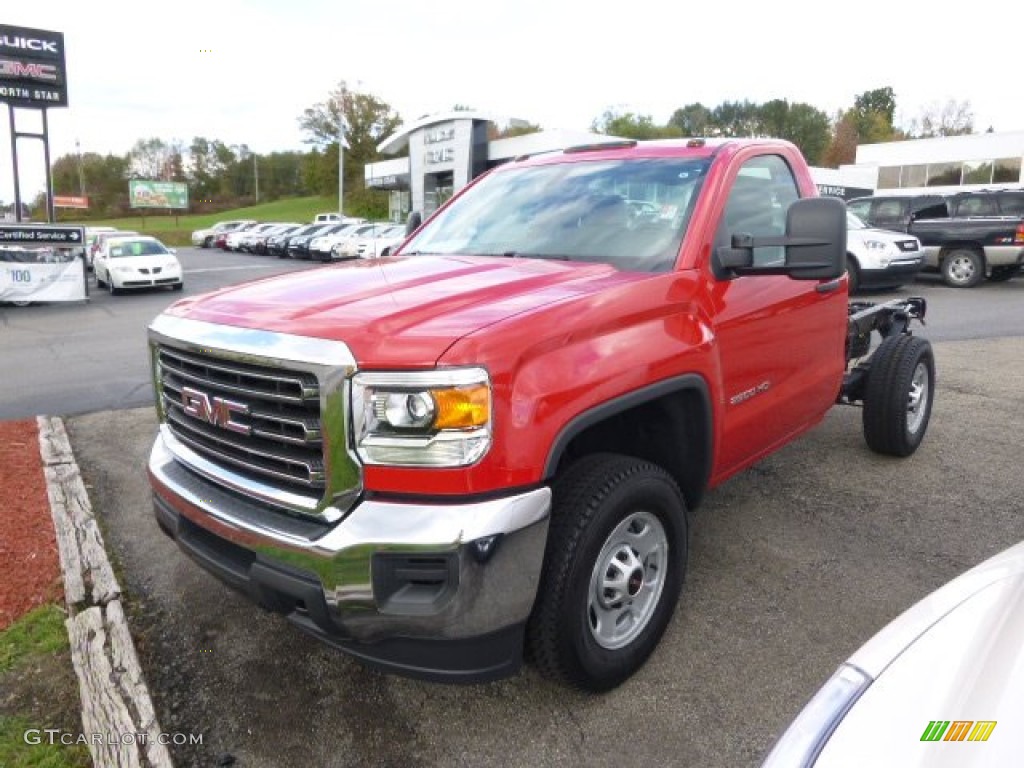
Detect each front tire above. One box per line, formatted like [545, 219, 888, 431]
[940, 249, 984, 288]
[846, 255, 861, 294]
[863, 335, 935, 456]
[527, 454, 687, 691]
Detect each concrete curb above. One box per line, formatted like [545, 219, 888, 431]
[37, 415, 173, 768]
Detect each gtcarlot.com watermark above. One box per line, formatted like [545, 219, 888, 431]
[24, 729, 203, 746]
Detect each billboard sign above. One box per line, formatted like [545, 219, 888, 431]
[54, 195, 89, 209]
[129, 180, 189, 209]
[0, 25, 68, 108]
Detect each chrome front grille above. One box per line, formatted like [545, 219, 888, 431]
[149, 314, 362, 522]
[159, 346, 325, 491]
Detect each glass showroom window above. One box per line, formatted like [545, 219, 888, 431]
[993, 157, 1022, 184]
[926, 162, 962, 187]
[877, 166, 901, 189]
[963, 160, 994, 185]
[901, 164, 927, 188]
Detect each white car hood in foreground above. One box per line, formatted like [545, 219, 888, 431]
[816, 541, 1024, 767]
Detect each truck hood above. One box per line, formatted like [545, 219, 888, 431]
[163, 255, 646, 366]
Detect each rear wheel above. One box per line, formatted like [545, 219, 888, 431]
[863, 335, 935, 456]
[940, 249, 983, 288]
[527, 454, 687, 691]
[202, 236, 213, 248]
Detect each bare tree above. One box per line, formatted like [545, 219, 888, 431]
[907, 100, 974, 138]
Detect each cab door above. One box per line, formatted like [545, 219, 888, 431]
[708, 152, 848, 477]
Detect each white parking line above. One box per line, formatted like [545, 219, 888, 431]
[184, 265, 285, 274]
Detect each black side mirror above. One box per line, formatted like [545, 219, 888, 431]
[405, 211, 423, 237]
[783, 197, 846, 279]
[716, 197, 846, 280]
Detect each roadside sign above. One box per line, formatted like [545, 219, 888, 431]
[53, 195, 89, 208]
[129, 180, 188, 209]
[0, 24, 68, 108]
[0, 223, 84, 245]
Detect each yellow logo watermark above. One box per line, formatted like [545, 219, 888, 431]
[921, 720, 997, 742]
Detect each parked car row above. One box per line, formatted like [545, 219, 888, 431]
[847, 189, 1024, 287]
[192, 218, 407, 263]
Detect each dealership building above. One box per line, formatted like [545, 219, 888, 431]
[841, 129, 1024, 196]
[366, 113, 1024, 219]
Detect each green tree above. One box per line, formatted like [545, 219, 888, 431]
[298, 81, 403, 213]
[592, 109, 682, 139]
[668, 103, 713, 136]
[852, 87, 898, 142]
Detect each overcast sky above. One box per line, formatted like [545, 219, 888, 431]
[1, 0, 1019, 202]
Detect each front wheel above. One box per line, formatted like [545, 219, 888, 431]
[846, 256, 860, 294]
[863, 335, 935, 456]
[941, 249, 984, 288]
[527, 454, 687, 691]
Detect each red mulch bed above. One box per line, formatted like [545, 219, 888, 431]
[0, 419, 63, 630]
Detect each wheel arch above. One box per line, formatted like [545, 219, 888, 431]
[939, 242, 986, 264]
[543, 374, 713, 511]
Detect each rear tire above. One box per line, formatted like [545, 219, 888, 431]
[863, 335, 935, 457]
[940, 249, 983, 288]
[172, 283, 184, 291]
[527, 454, 687, 691]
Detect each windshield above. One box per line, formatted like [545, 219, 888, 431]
[847, 212, 868, 230]
[403, 157, 711, 272]
[109, 240, 169, 258]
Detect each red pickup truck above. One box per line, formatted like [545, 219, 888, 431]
[147, 138, 934, 691]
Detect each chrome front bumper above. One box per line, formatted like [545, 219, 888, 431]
[148, 430, 551, 681]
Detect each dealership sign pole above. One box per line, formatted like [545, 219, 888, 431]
[0, 24, 70, 223]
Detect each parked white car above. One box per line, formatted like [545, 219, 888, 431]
[310, 223, 377, 261]
[762, 537, 1024, 767]
[223, 223, 280, 251]
[191, 219, 257, 248]
[353, 224, 407, 259]
[846, 213, 924, 294]
[93, 235, 183, 294]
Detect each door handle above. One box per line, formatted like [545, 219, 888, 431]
[815, 278, 842, 294]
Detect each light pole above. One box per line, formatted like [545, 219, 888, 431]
[337, 97, 345, 216]
[75, 138, 85, 197]
[254, 152, 259, 203]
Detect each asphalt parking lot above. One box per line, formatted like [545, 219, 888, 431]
[5, 254, 1024, 766]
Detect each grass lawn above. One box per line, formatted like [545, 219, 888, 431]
[59, 196, 340, 246]
[0, 605, 91, 768]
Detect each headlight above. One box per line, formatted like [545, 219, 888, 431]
[760, 664, 871, 768]
[113, 266, 133, 274]
[352, 368, 492, 467]
[865, 240, 889, 251]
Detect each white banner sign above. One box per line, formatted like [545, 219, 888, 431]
[0, 254, 86, 302]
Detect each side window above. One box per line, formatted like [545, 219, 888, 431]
[721, 155, 800, 268]
[847, 200, 871, 221]
[997, 193, 1024, 216]
[953, 195, 997, 217]
[871, 199, 907, 229]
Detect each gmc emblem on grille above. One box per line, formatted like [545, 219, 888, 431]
[180, 386, 251, 435]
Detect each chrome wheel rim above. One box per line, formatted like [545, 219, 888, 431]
[588, 511, 668, 650]
[906, 361, 930, 435]
[949, 255, 976, 284]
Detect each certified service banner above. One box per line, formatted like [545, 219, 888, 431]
[0, 251, 86, 303]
